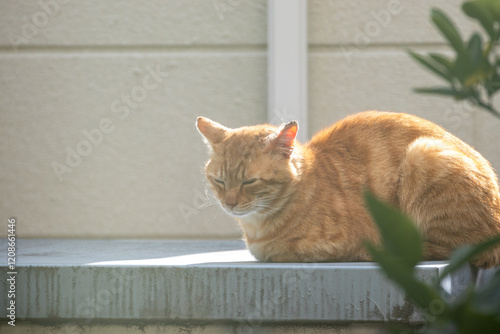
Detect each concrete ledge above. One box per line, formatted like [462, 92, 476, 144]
[0, 239, 475, 325]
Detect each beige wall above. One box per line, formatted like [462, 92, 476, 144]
[308, 0, 500, 172]
[1, 0, 498, 238]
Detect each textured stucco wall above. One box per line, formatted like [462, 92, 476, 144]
[1, 0, 499, 238]
[0, 0, 266, 238]
[307, 0, 500, 171]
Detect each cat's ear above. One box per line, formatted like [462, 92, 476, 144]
[196, 117, 231, 149]
[271, 121, 298, 158]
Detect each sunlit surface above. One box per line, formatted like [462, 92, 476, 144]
[87, 249, 257, 266]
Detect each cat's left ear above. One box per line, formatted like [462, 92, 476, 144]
[196, 117, 231, 149]
[272, 121, 298, 158]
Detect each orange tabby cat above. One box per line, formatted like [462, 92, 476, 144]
[196, 111, 500, 268]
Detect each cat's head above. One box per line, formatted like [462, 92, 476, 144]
[196, 117, 301, 218]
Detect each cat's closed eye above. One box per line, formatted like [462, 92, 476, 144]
[213, 178, 258, 187]
[214, 179, 225, 186]
[242, 179, 258, 185]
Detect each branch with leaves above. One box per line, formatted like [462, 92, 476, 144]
[364, 192, 500, 333]
[409, 0, 500, 120]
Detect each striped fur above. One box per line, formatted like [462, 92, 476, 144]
[197, 112, 500, 267]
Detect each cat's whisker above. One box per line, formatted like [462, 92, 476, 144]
[199, 200, 219, 209]
[216, 206, 226, 220]
[197, 189, 224, 210]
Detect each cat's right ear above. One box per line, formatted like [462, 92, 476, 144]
[196, 117, 231, 149]
[270, 121, 298, 158]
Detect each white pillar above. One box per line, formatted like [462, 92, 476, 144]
[268, 0, 308, 142]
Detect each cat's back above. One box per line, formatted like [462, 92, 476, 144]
[307, 111, 486, 167]
[307, 111, 448, 151]
[302, 111, 490, 206]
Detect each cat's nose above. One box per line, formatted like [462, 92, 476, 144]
[225, 200, 238, 209]
[225, 191, 238, 209]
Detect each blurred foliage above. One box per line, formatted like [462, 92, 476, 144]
[409, 0, 500, 119]
[364, 192, 500, 333]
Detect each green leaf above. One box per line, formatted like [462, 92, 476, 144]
[484, 0, 500, 21]
[435, 236, 500, 284]
[460, 33, 495, 87]
[463, 0, 500, 41]
[431, 8, 465, 54]
[452, 296, 500, 334]
[460, 313, 500, 334]
[463, 1, 496, 40]
[426, 53, 461, 86]
[408, 51, 454, 83]
[454, 53, 474, 85]
[428, 53, 455, 72]
[467, 33, 483, 67]
[485, 71, 500, 96]
[366, 244, 441, 310]
[413, 87, 473, 100]
[364, 192, 423, 269]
